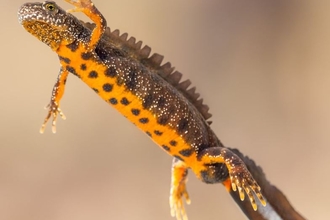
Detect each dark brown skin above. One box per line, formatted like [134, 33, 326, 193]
[18, 1, 266, 219]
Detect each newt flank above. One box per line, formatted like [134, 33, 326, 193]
[18, 1, 266, 219]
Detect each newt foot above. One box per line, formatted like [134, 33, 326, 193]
[40, 102, 66, 133]
[65, 0, 94, 12]
[170, 180, 191, 220]
[224, 151, 267, 210]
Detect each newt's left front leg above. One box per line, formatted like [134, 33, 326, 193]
[65, 0, 106, 50]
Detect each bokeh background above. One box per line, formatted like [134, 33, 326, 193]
[2, 0, 329, 219]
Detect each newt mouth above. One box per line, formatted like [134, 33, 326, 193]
[18, 5, 27, 24]
[18, 2, 63, 26]
[17, 3, 37, 24]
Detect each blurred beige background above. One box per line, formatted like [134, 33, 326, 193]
[2, 0, 329, 219]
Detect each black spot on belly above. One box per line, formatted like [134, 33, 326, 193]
[105, 66, 117, 78]
[88, 71, 98, 78]
[80, 63, 87, 70]
[120, 97, 130, 105]
[109, 98, 118, 105]
[103, 83, 113, 92]
[139, 118, 149, 124]
[131, 109, 140, 116]
[178, 118, 189, 134]
[154, 130, 163, 136]
[170, 140, 177, 146]
[143, 94, 153, 109]
[66, 42, 78, 52]
[179, 149, 194, 157]
[59, 56, 70, 64]
[92, 88, 99, 93]
[146, 131, 152, 137]
[162, 145, 170, 152]
[81, 52, 93, 60]
[66, 66, 79, 78]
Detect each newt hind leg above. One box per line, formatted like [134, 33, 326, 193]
[198, 147, 266, 211]
[170, 158, 191, 220]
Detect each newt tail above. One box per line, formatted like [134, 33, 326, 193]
[18, 1, 266, 219]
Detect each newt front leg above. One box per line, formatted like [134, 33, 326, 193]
[40, 0, 107, 133]
[40, 67, 68, 133]
[65, 0, 106, 50]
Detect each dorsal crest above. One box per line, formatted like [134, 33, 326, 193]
[83, 22, 212, 121]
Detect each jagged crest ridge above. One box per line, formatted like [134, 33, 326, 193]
[82, 22, 212, 121]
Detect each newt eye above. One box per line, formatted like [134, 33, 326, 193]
[44, 2, 56, 11]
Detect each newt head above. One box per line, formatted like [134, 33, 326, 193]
[18, 1, 85, 51]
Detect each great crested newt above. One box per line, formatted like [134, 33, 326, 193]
[18, 1, 266, 219]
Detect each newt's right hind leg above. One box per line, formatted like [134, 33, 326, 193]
[170, 158, 191, 220]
